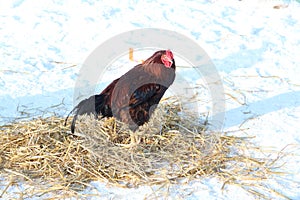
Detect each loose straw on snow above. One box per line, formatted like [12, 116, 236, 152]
[0, 97, 293, 199]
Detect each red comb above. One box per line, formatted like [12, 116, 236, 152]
[166, 50, 173, 59]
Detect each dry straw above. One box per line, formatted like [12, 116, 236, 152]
[0, 97, 291, 199]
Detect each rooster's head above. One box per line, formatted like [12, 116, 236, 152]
[161, 50, 174, 68]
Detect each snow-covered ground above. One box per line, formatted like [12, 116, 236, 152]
[1, 0, 300, 199]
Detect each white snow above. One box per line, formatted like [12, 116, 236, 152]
[1, 0, 300, 199]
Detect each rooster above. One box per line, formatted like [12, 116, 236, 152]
[65, 50, 176, 134]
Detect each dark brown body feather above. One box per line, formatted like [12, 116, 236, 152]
[65, 50, 176, 133]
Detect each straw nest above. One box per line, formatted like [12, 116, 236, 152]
[0, 97, 291, 199]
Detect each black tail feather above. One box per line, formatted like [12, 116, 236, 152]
[64, 106, 77, 127]
[65, 94, 107, 133]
